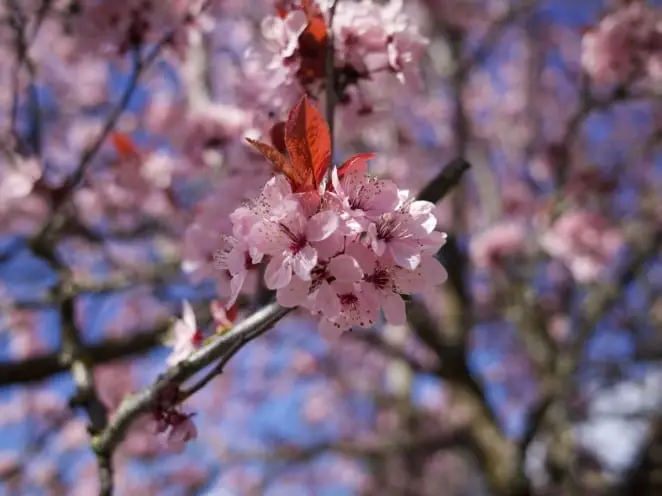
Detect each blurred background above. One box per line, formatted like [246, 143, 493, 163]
[1, 0, 662, 494]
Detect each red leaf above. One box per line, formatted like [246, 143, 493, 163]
[296, 7, 328, 83]
[245, 137, 294, 178]
[111, 132, 140, 161]
[284, 95, 331, 192]
[337, 153, 375, 178]
[269, 121, 287, 154]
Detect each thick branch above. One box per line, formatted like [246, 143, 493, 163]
[0, 325, 169, 386]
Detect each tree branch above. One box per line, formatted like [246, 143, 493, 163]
[519, 226, 662, 468]
[0, 325, 170, 386]
[416, 157, 471, 204]
[92, 304, 291, 458]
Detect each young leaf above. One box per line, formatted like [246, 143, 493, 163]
[284, 95, 331, 192]
[111, 132, 141, 161]
[245, 137, 293, 178]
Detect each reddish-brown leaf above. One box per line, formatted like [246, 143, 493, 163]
[111, 132, 141, 161]
[337, 153, 375, 178]
[269, 121, 287, 154]
[245, 137, 295, 178]
[296, 0, 328, 84]
[284, 95, 331, 192]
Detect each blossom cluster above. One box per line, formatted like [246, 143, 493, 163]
[581, 1, 662, 85]
[248, 0, 428, 119]
[215, 165, 447, 336]
[62, 0, 211, 58]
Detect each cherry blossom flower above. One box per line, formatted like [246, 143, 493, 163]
[166, 301, 202, 367]
[347, 241, 448, 325]
[166, 415, 198, 453]
[318, 280, 380, 337]
[581, 2, 662, 85]
[250, 200, 339, 289]
[329, 166, 400, 233]
[365, 191, 442, 269]
[276, 253, 364, 318]
[151, 384, 197, 452]
[540, 210, 623, 283]
[470, 221, 527, 270]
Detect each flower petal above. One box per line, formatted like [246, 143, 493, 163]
[306, 211, 339, 242]
[328, 254, 363, 282]
[314, 282, 341, 318]
[389, 240, 422, 269]
[265, 255, 292, 289]
[292, 245, 318, 280]
[276, 276, 311, 307]
[382, 293, 406, 325]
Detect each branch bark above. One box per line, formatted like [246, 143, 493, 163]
[92, 304, 291, 459]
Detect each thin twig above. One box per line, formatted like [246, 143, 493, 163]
[31, 36, 169, 247]
[181, 332, 248, 399]
[416, 158, 471, 203]
[325, 0, 339, 183]
[92, 304, 292, 457]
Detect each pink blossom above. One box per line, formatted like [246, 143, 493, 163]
[276, 253, 364, 318]
[329, 166, 399, 233]
[151, 384, 198, 452]
[166, 415, 198, 453]
[347, 241, 448, 325]
[210, 299, 238, 332]
[365, 192, 442, 269]
[540, 210, 623, 283]
[581, 2, 662, 85]
[470, 221, 527, 270]
[166, 301, 201, 367]
[215, 207, 264, 307]
[318, 280, 380, 337]
[261, 9, 307, 58]
[65, 0, 203, 58]
[250, 200, 339, 289]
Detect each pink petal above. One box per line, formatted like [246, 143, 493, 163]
[328, 254, 363, 282]
[248, 221, 284, 255]
[331, 166, 343, 196]
[345, 241, 378, 272]
[314, 282, 341, 318]
[419, 256, 448, 285]
[264, 255, 292, 289]
[225, 246, 247, 275]
[182, 300, 196, 330]
[422, 231, 448, 254]
[313, 231, 345, 260]
[319, 318, 348, 340]
[306, 211, 339, 242]
[382, 292, 406, 325]
[292, 245, 318, 280]
[276, 277, 310, 307]
[389, 241, 422, 270]
[227, 270, 247, 308]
